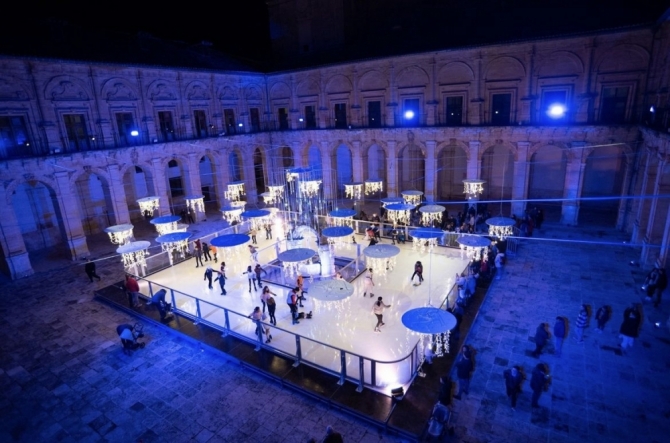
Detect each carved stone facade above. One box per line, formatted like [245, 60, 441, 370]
[0, 18, 669, 279]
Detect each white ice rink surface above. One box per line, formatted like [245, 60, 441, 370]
[138, 234, 469, 388]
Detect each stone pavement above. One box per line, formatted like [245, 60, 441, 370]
[447, 225, 670, 443]
[1, 218, 669, 442]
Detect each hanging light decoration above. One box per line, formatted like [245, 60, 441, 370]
[344, 182, 363, 200]
[323, 226, 354, 250]
[155, 232, 191, 266]
[260, 192, 275, 205]
[225, 181, 245, 201]
[381, 197, 404, 208]
[211, 233, 251, 274]
[136, 196, 160, 216]
[411, 228, 443, 254]
[385, 203, 414, 227]
[456, 235, 491, 262]
[401, 190, 423, 206]
[486, 216, 516, 240]
[267, 184, 285, 202]
[221, 206, 244, 224]
[419, 205, 445, 227]
[329, 209, 357, 228]
[278, 248, 316, 278]
[185, 195, 205, 214]
[150, 215, 181, 235]
[401, 307, 458, 373]
[104, 224, 134, 245]
[299, 179, 321, 198]
[462, 179, 485, 199]
[242, 209, 272, 230]
[363, 244, 400, 277]
[364, 180, 383, 195]
[117, 241, 151, 276]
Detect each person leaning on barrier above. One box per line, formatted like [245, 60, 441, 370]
[148, 289, 173, 322]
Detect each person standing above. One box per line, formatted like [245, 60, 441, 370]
[267, 295, 277, 325]
[243, 265, 257, 292]
[260, 285, 276, 314]
[125, 274, 141, 308]
[553, 316, 566, 357]
[503, 366, 523, 410]
[254, 264, 267, 290]
[287, 288, 299, 325]
[248, 306, 263, 341]
[187, 207, 195, 224]
[210, 245, 217, 263]
[595, 305, 611, 333]
[215, 263, 227, 295]
[619, 303, 642, 350]
[453, 345, 474, 400]
[322, 425, 344, 443]
[202, 243, 212, 262]
[203, 266, 214, 289]
[438, 376, 452, 406]
[296, 274, 307, 306]
[264, 222, 273, 240]
[249, 227, 258, 244]
[248, 245, 258, 263]
[653, 269, 667, 308]
[363, 268, 375, 297]
[193, 240, 204, 268]
[411, 261, 424, 286]
[84, 258, 101, 282]
[372, 296, 390, 332]
[533, 322, 549, 358]
[575, 304, 588, 343]
[530, 363, 549, 408]
[494, 252, 505, 280]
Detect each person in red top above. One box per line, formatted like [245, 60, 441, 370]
[125, 274, 141, 308]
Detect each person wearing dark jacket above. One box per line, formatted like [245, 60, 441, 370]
[653, 269, 667, 308]
[530, 363, 549, 408]
[533, 323, 549, 358]
[553, 316, 566, 357]
[503, 366, 523, 410]
[453, 345, 474, 400]
[595, 305, 611, 332]
[619, 303, 642, 350]
[84, 258, 101, 282]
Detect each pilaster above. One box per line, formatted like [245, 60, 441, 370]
[511, 142, 531, 217]
[0, 183, 34, 279]
[561, 142, 586, 225]
[632, 147, 655, 243]
[424, 140, 437, 202]
[320, 141, 334, 200]
[107, 164, 131, 224]
[386, 140, 398, 196]
[54, 171, 90, 259]
[641, 153, 668, 265]
[466, 141, 481, 180]
[351, 140, 363, 183]
[151, 158, 172, 216]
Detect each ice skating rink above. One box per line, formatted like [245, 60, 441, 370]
[138, 233, 469, 389]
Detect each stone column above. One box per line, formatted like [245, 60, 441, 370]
[351, 141, 363, 183]
[466, 141, 481, 180]
[641, 153, 668, 266]
[424, 140, 437, 202]
[632, 148, 655, 243]
[386, 140, 398, 197]
[186, 153, 205, 221]
[560, 143, 586, 226]
[107, 164, 131, 225]
[386, 63, 397, 127]
[0, 182, 34, 279]
[655, 202, 670, 269]
[214, 151, 230, 210]
[511, 141, 531, 217]
[351, 69, 361, 127]
[151, 158, 172, 216]
[292, 141, 304, 168]
[54, 171, 90, 259]
[243, 151, 259, 206]
[615, 150, 636, 230]
[320, 141, 334, 200]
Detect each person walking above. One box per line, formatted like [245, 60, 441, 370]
[264, 222, 273, 240]
[203, 266, 214, 289]
[287, 288, 299, 325]
[619, 303, 642, 350]
[215, 263, 227, 295]
[125, 274, 141, 308]
[453, 345, 474, 400]
[254, 264, 267, 289]
[494, 252, 505, 280]
[260, 285, 276, 314]
[267, 294, 277, 325]
[553, 316, 566, 357]
[372, 296, 390, 333]
[530, 363, 549, 408]
[84, 258, 101, 282]
[503, 366, 523, 410]
[653, 269, 667, 308]
[411, 261, 424, 286]
[202, 242, 212, 262]
[575, 304, 588, 343]
[193, 240, 204, 268]
[243, 265, 257, 292]
[595, 305, 611, 333]
[363, 268, 375, 297]
[533, 322, 549, 358]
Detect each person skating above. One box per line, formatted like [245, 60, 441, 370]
[411, 261, 424, 285]
[243, 265, 257, 292]
[202, 242, 212, 262]
[260, 285, 276, 314]
[287, 287, 300, 325]
[254, 264, 267, 290]
[372, 296, 390, 332]
[363, 268, 375, 297]
[203, 266, 214, 289]
[193, 239, 204, 268]
[215, 264, 227, 295]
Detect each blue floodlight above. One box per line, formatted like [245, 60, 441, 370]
[404, 110, 415, 119]
[547, 104, 566, 119]
[238, 123, 243, 127]
[130, 130, 139, 137]
[649, 106, 655, 113]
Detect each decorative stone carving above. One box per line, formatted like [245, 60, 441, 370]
[0, 78, 29, 101]
[50, 80, 89, 101]
[187, 83, 210, 100]
[106, 82, 137, 101]
[23, 173, 34, 181]
[219, 85, 238, 100]
[148, 82, 176, 101]
[130, 148, 139, 164]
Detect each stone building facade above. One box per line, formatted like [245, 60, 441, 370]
[0, 19, 669, 279]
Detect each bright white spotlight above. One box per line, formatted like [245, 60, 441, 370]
[547, 104, 566, 118]
[404, 110, 415, 119]
[238, 123, 243, 127]
[649, 106, 655, 113]
[130, 130, 139, 136]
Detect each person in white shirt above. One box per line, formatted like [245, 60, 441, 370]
[363, 268, 375, 297]
[372, 296, 390, 332]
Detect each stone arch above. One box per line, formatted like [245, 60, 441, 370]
[306, 144, 323, 181]
[185, 80, 210, 100]
[480, 142, 514, 203]
[359, 70, 388, 91]
[397, 142, 426, 193]
[269, 81, 291, 99]
[325, 74, 353, 94]
[333, 143, 353, 196]
[0, 76, 31, 101]
[72, 169, 116, 234]
[217, 83, 238, 100]
[296, 78, 320, 97]
[199, 152, 219, 205]
[436, 141, 468, 201]
[146, 79, 178, 101]
[580, 143, 628, 225]
[364, 142, 387, 185]
[101, 77, 138, 101]
[536, 51, 584, 77]
[121, 163, 156, 222]
[484, 56, 526, 80]
[396, 66, 429, 88]
[44, 75, 90, 101]
[437, 62, 475, 84]
[596, 44, 649, 73]
[528, 144, 568, 219]
[280, 145, 295, 168]
[244, 84, 263, 101]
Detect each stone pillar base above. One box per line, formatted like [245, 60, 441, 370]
[640, 239, 660, 268]
[560, 203, 579, 226]
[5, 252, 34, 280]
[68, 235, 90, 260]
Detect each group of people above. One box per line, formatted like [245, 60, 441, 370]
[193, 239, 217, 268]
